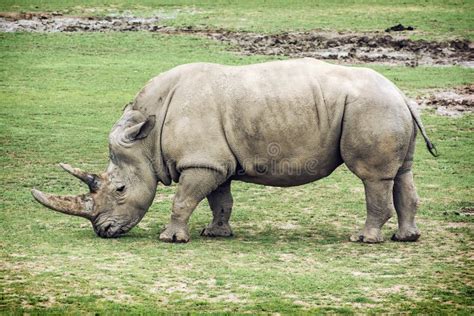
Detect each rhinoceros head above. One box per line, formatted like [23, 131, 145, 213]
[32, 110, 158, 238]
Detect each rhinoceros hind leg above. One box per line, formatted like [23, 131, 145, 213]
[391, 129, 420, 242]
[201, 224, 233, 237]
[391, 162, 421, 242]
[159, 168, 226, 243]
[340, 99, 412, 243]
[350, 179, 395, 243]
[201, 181, 233, 238]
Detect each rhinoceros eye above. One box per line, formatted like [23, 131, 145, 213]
[116, 185, 126, 193]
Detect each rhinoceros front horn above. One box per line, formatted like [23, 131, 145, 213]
[31, 163, 100, 220]
[31, 189, 95, 220]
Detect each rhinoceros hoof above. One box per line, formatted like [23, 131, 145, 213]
[159, 224, 190, 243]
[391, 230, 421, 242]
[350, 230, 384, 243]
[200, 223, 233, 237]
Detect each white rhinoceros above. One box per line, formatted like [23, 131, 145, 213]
[32, 59, 437, 243]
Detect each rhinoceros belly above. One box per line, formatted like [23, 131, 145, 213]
[229, 118, 344, 187]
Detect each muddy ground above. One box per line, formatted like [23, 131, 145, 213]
[0, 12, 162, 32]
[203, 30, 473, 68]
[1, 12, 472, 116]
[417, 85, 473, 117]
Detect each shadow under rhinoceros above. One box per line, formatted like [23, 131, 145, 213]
[226, 223, 349, 245]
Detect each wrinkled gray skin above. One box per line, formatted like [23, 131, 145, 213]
[32, 58, 437, 243]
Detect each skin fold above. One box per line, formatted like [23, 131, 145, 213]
[32, 58, 435, 243]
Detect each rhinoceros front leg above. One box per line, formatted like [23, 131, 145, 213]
[159, 168, 225, 243]
[350, 180, 395, 243]
[201, 181, 233, 237]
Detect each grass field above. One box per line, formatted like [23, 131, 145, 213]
[1, 1, 473, 314]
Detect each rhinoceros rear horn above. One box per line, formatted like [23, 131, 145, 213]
[59, 163, 101, 193]
[31, 189, 95, 220]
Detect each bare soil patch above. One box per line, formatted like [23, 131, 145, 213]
[417, 85, 474, 117]
[201, 29, 473, 67]
[1, 12, 472, 67]
[0, 12, 161, 32]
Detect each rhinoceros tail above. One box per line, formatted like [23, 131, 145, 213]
[405, 98, 439, 157]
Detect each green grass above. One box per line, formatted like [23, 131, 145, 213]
[1, 31, 473, 313]
[0, 0, 473, 39]
[1, 0, 474, 312]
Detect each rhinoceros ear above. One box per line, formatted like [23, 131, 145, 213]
[124, 115, 156, 141]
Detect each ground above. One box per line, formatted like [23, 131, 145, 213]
[0, 1, 473, 314]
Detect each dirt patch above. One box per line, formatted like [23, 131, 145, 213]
[203, 29, 473, 67]
[417, 85, 474, 117]
[0, 12, 162, 32]
[1, 12, 472, 67]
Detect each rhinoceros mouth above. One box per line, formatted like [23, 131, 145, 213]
[93, 223, 126, 238]
[92, 214, 136, 238]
